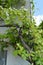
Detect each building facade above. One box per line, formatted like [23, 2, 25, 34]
[0, 0, 31, 65]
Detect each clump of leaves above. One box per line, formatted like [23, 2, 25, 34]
[0, 4, 43, 65]
[0, 0, 26, 8]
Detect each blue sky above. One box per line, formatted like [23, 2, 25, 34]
[33, 0, 43, 26]
[34, 0, 43, 16]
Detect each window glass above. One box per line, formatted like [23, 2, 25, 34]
[0, 50, 7, 65]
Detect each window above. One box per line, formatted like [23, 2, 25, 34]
[0, 50, 7, 65]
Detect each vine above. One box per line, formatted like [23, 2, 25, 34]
[0, 0, 26, 8]
[0, 0, 43, 65]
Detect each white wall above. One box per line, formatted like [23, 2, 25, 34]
[25, 0, 30, 9]
[6, 46, 30, 65]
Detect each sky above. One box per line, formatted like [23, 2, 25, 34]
[34, 0, 43, 26]
[34, 0, 43, 16]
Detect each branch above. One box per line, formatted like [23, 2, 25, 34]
[0, 24, 19, 27]
[0, 24, 13, 27]
[19, 33, 33, 64]
[0, 24, 29, 30]
[19, 35, 30, 52]
[0, 24, 32, 63]
[0, 24, 31, 52]
[18, 27, 31, 53]
[18, 27, 33, 63]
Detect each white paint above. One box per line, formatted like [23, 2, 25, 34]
[6, 46, 30, 65]
[25, 0, 30, 9]
[0, 27, 8, 34]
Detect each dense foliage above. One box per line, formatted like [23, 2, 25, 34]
[0, 0, 43, 65]
[0, 0, 25, 8]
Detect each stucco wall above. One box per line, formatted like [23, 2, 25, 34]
[6, 46, 31, 65]
[25, 0, 30, 9]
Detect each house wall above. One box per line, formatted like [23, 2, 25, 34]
[0, 0, 31, 65]
[6, 46, 30, 65]
[25, 0, 31, 9]
[0, 0, 31, 34]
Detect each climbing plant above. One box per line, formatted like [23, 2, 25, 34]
[0, 0, 26, 8]
[0, 0, 43, 65]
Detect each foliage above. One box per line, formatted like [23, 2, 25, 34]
[36, 21, 43, 65]
[38, 21, 43, 38]
[39, 21, 43, 29]
[0, 0, 43, 65]
[0, 0, 26, 8]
